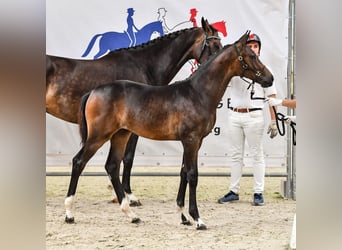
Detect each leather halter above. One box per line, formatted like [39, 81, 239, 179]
[198, 34, 221, 62]
[234, 44, 265, 83]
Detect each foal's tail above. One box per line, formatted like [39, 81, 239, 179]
[79, 93, 91, 145]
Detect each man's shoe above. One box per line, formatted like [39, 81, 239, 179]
[217, 191, 239, 204]
[253, 193, 265, 206]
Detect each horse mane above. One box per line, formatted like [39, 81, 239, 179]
[106, 27, 197, 55]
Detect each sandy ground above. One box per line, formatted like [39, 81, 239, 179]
[46, 167, 296, 249]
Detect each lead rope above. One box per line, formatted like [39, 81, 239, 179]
[272, 106, 296, 146]
[246, 82, 296, 145]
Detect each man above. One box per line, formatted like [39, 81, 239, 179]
[217, 33, 278, 206]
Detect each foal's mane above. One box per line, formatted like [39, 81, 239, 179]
[167, 43, 235, 86]
[107, 28, 197, 55]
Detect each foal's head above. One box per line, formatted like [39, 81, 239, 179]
[233, 31, 273, 88]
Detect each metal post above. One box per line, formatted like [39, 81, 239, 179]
[286, 0, 296, 199]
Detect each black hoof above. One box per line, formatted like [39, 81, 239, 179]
[131, 217, 141, 224]
[196, 224, 207, 230]
[181, 220, 192, 226]
[181, 214, 192, 225]
[129, 200, 142, 207]
[65, 216, 75, 224]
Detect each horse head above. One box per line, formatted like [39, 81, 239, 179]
[195, 17, 223, 64]
[233, 31, 273, 88]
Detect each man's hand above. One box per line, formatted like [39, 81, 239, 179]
[267, 120, 278, 138]
[266, 97, 283, 107]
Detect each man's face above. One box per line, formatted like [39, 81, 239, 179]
[247, 41, 260, 56]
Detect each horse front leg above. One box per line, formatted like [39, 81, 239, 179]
[187, 166, 206, 230]
[183, 140, 207, 230]
[106, 131, 140, 223]
[122, 133, 141, 206]
[176, 158, 191, 225]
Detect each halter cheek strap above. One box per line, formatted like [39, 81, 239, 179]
[198, 34, 221, 63]
[234, 44, 264, 82]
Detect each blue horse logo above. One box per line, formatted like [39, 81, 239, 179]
[81, 21, 164, 59]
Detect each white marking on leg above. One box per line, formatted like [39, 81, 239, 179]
[120, 197, 139, 222]
[196, 218, 205, 227]
[127, 193, 138, 203]
[64, 195, 75, 219]
[196, 218, 207, 229]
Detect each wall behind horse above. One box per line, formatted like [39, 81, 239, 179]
[46, 0, 290, 167]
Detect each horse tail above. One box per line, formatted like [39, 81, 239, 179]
[79, 92, 90, 145]
[81, 34, 102, 57]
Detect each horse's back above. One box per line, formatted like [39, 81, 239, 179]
[92, 79, 193, 115]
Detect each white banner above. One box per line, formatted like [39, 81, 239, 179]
[46, 0, 290, 167]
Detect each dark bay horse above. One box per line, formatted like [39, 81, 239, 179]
[65, 31, 273, 230]
[47, 18, 222, 204]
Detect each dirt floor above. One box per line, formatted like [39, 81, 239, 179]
[46, 167, 296, 249]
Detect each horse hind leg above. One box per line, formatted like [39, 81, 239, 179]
[108, 133, 142, 206]
[122, 133, 142, 206]
[65, 141, 103, 223]
[64, 148, 85, 223]
[105, 130, 140, 223]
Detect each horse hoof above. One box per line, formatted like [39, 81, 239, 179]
[129, 200, 142, 207]
[131, 217, 141, 224]
[196, 224, 207, 230]
[181, 220, 192, 226]
[65, 216, 75, 224]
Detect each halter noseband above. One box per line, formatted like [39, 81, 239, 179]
[198, 33, 221, 63]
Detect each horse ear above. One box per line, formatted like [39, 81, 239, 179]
[205, 19, 210, 27]
[201, 17, 212, 35]
[201, 17, 206, 28]
[239, 30, 250, 44]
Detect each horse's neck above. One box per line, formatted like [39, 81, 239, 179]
[141, 29, 201, 84]
[191, 51, 235, 109]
